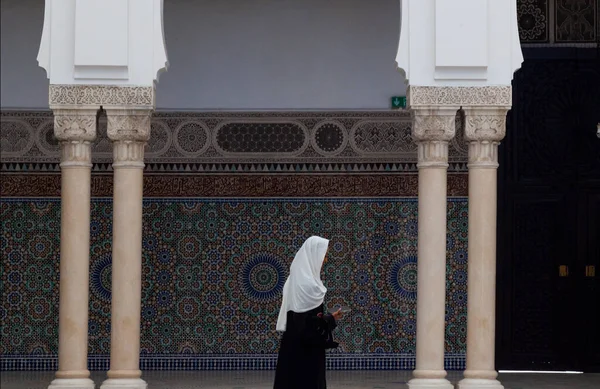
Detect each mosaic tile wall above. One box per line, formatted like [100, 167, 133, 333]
[0, 198, 468, 370]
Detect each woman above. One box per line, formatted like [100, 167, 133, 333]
[273, 236, 343, 389]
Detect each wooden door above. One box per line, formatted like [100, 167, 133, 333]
[496, 47, 600, 372]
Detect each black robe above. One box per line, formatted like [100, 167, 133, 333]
[273, 304, 338, 389]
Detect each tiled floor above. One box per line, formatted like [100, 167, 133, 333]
[1, 371, 599, 389]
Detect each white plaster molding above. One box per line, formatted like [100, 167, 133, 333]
[395, 0, 410, 84]
[48, 378, 96, 389]
[37, 0, 168, 85]
[153, 0, 169, 81]
[395, 0, 523, 86]
[36, 0, 51, 78]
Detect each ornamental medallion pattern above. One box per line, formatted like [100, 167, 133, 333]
[0, 111, 469, 173]
[555, 0, 597, 42]
[517, 0, 549, 43]
[0, 199, 468, 361]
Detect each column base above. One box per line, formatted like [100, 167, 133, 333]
[457, 378, 504, 389]
[100, 379, 147, 389]
[408, 378, 454, 389]
[48, 378, 95, 389]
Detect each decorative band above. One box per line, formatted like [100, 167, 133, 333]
[0, 354, 466, 372]
[0, 173, 468, 197]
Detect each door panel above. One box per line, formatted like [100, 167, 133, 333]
[501, 193, 576, 370]
[580, 192, 600, 372]
[497, 48, 600, 372]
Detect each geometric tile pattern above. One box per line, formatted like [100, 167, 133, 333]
[0, 174, 470, 198]
[0, 198, 468, 369]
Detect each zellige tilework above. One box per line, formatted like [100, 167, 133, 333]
[1, 198, 468, 370]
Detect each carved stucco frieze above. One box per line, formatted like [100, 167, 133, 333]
[52, 109, 98, 167]
[408, 86, 512, 107]
[463, 107, 510, 168]
[0, 110, 469, 172]
[411, 107, 458, 168]
[49, 85, 155, 108]
[106, 109, 153, 168]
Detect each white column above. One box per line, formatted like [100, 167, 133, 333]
[101, 109, 152, 389]
[48, 109, 98, 389]
[408, 107, 458, 389]
[458, 107, 509, 389]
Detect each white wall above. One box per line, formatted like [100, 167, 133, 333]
[1, 0, 406, 110]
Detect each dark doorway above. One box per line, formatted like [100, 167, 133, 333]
[496, 48, 600, 372]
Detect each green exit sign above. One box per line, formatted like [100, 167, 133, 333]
[391, 96, 406, 109]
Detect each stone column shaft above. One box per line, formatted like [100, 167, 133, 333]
[408, 107, 458, 389]
[458, 107, 509, 389]
[101, 109, 151, 389]
[49, 108, 98, 389]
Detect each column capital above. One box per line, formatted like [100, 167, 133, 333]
[463, 106, 510, 143]
[52, 108, 98, 168]
[106, 109, 152, 142]
[463, 106, 510, 168]
[106, 109, 153, 168]
[411, 107, 459, 168]
[411, 107, 459, 142]
[53, 108, 98, 142]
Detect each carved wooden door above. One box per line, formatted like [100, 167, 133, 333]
[496, 48, 600, 372]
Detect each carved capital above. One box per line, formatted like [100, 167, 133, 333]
[411, 108, 457, 168]
[411, 108, 458, 142]
[53, 109, 98, 142]
[468, 141, 500, 168]
[52, 109, 98, 167]
[112, 141, 146, 168]
[107, 109, 152, 168]
[106, 109, 152, 142]
[463, 107, 510, 168]
[463, 107, 509, 142]
[417, 140, 450, 168]
[59, 141, 93, 168]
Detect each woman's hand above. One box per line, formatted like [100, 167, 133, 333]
[332, 308, 344, 321]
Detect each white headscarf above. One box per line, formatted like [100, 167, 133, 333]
[276, 236, 329, 332]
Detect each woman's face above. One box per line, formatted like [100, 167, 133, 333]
[321, 253, 328, 278]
